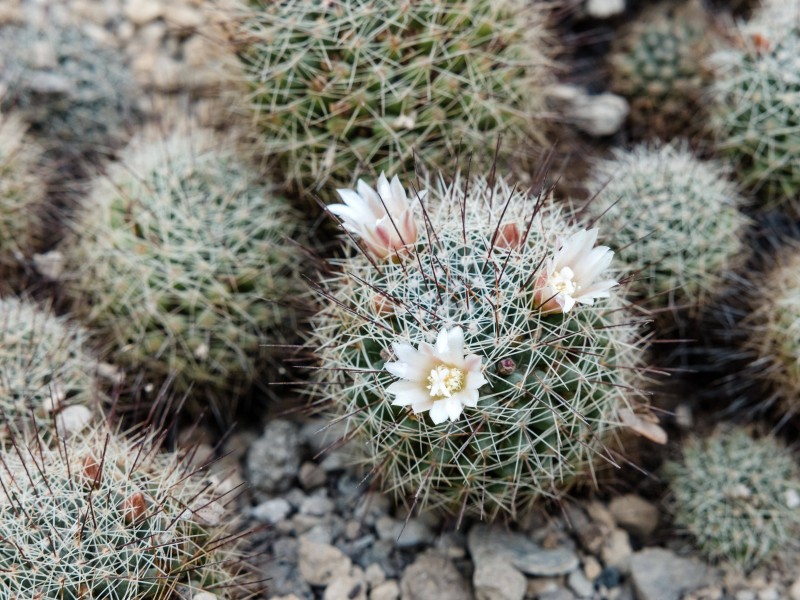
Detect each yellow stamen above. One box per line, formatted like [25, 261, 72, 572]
[426, 365, 465, 399]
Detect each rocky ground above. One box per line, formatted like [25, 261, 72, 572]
[2, 0, 798, 598]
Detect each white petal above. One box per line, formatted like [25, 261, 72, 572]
[411, 399, 434, 414]
[577, 278, 618, 300]
[428, 401, 449, 424]
[389, 382, 431, 407]
[557, 293, 576, 313]
[554, 229, 590, 267]
[385, 360, 415, 380]
[444, 396, 464, 421]
[465, 370, 487, 390]
[388, 175, 409, 213]
[376, 173, 394, 209]
[457, 389, 480, 408]
[435, 326, 465, 363]
[572, 247, 613, 283]
[335, 189, 380, 221]
[356, 179, 382, 211]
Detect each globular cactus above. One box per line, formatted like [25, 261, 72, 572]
[584, 142, 750, 313]
[0, 23, 139, 166]
[664, 427, 800, 568]
[741, 245, 800, 413]
[309, 172, 659, 521]
[62, 130, 301, 418]
[0, 423, 252, 597]
[237, 0, 557, 192]
[708, 0, 800, 208]
[0, 113, 45, 277]
[0, 297, 100, 440]
[610, 1, 713, 140]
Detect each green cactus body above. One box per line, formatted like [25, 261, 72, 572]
[0, 297, 99, 440]
[610, 1, 712, 140]
[665, 428, 800, 568]
[0, 113, 45, 274]
[310, 174, 652, 520]
[743, 248, 800, 410]
[0, 425, 246, 597]
[709, 1, 800, 207]
[63, 130, 300, 414]
[585, 142, 750, 312]
[0, 23, 139, 163]
[238, 0, 556, 192]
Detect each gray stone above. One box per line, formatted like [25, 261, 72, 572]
[568, 570, 594, 598]
[298, 538, 352, 587]
[400, 551, 473, 600]
[539, 589, 577, 600]
[300, 494, 335, 517]
[629, 548, 711, 600]
[246, 420, 301, 496]
[364, 563, 385, 588]
[547, 84, 629, 137]
[375, 516, 434, 548]
[299, 461, 327, 490]
[585, 0, 625, 19]
[601, 529, 633, 573]
[251, 498, 291, 524]
[608, 495, 660, 538]
[473, 557, 526, 600]
[469, 524, 579, 577]
[371, 580, 399, 600]
[323, 573, 366, 600]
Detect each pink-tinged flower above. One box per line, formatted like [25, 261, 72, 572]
[385, 326, 487, 425]
[535, 228, 618, 314]
[329, 173, 423, 260]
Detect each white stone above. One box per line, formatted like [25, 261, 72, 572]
[298, 538, 352, 587]
[586, 0, 625, 19]
[56, 405, 93, 435]
[370, 580, 400, 600]
[125, 0, 163, 25]
[324, 573, 366, 600]
[165, 5, 203, 29]
[608, 495, 660, 537]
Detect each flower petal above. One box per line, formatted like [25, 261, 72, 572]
[456, 388, 480, 409]
[428, 400, 450, 424]
[435, 326, 465, 364]
[444, 396, 464, 421]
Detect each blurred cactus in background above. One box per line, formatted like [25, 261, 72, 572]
[237, 0, 558, 192]
[585, 142, 750, 314]
[62, 130, 301, 419]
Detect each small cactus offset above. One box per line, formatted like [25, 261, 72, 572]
[0, 113, 46, 276]
[309, 172, 658, 520]
[0, 424, 252, 597]
[0, 297, 100, 440]
[237, 0, 557, 192]
[610, 1, 713, 140]
[708, 0, 800, 208]
[741, 245, 800, 413]
[664, 427, 800, 568]
[584, 142, 750, 313]
[62, 130, 300, 417]
[0, 23, 139, 166]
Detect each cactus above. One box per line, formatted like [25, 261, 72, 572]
[0, 23, 139, 166]
[664, 427, 800, 568]
[237, 0, 557, 192]
[584, 142, 750, 312]
[0, 297, 100, 440]
[0, 113, 46, 276]
[610, 1, 713, 140]
[308, 172, 656, 521]
[741, 245, 800, 413]
[708, 0, 800, 208]
[0, 423, 251, 597]
[62, 129, 300, 417]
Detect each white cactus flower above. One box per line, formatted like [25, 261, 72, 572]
[385, 326, 487, 425]
[329, 172, 423, 260]
[535, 228, 618, 313]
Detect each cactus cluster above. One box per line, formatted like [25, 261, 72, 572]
[0, 22, 139, 166]
[0, 297, 100, 440]
[237, 0, 556, 192]
[665, 427, 800, 568]
[62, 130, 300, 416]
[709, 0, 800, 207]
[0, 113, 45, 276]
[610, 1, 712, 140]
[309, 173, 654, 520]
[0, 424, 249, 597]
[585, 142, 750, 312]
[741, 246, 800, 413]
